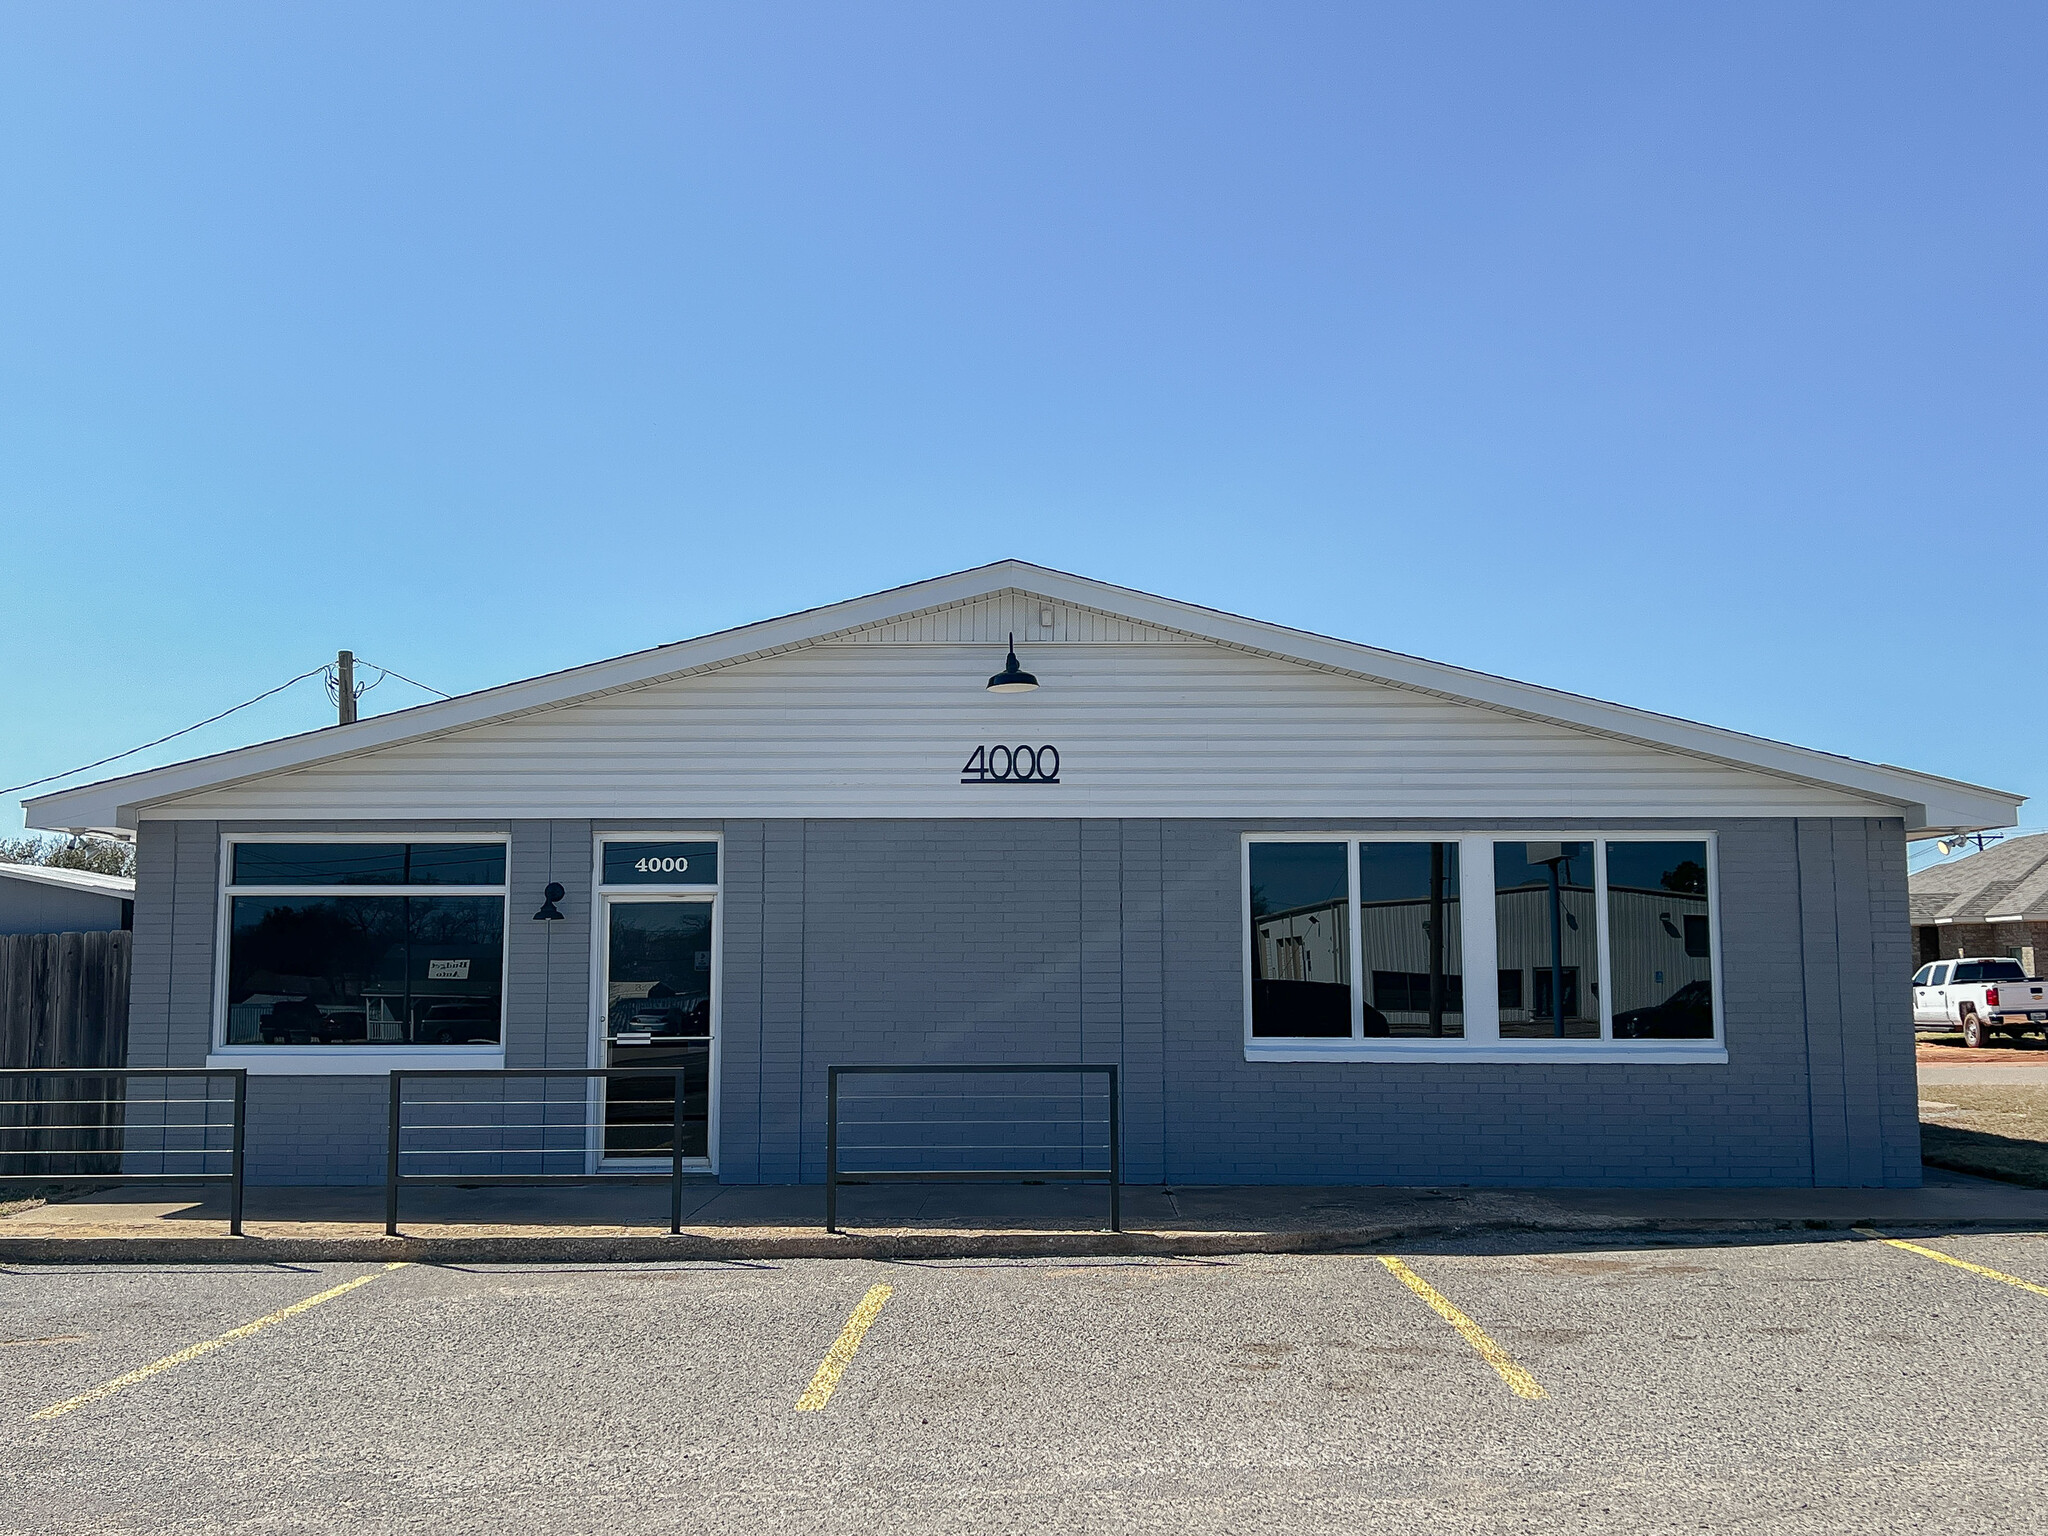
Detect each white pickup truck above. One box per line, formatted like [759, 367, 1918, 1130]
[1912, 957, 2048, 1048]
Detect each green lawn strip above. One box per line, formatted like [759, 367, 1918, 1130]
[1921, 1083, 2048, 1188]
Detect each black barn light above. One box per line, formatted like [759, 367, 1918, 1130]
[986, 633, 1039, 694]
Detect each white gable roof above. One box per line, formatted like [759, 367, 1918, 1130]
[23, 561, 2022, 835]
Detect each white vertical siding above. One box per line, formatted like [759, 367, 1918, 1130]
[832, 593, 1191, 645]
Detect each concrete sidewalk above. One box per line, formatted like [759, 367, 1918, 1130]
[5, 1170, 2047, 1263]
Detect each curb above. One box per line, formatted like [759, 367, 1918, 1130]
[3, 1213, 2033, 1265]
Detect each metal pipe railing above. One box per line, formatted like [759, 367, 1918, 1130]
[0, 1067, 246, 1235]
[385, 1067, 693, 1237]
[825, 1063, 1121, 1234]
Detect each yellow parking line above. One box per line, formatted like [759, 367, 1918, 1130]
[1378, 1256, 1546, 1400]
[796, 1283, 894, 1411]
[28, 1263, 409, 1422]
[1854, 1228, 2048, 1298]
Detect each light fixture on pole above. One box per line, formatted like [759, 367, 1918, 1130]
[986, 633, 1039, 694]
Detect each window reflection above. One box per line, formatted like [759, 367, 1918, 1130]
[225, 896, 504, 1045]
[230, 843, 505, 886]
[1359, 843, 1462, 1038]
[1495, 842, 1599, 1039]
[1249, 843, 1351, 1037]
[1606, 841, 1715, 1039]
[604, 902, 713, 1159]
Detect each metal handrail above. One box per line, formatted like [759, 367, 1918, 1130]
[0, 1067, 246, 1235]
[825, 1063, 1121, 1234]
[385, 1067, 693, 1237]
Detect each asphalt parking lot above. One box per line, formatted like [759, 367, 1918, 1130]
[4, 1230, 2047, 1535]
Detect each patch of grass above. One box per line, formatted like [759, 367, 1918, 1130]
[1921, 1083, 2048, 1188]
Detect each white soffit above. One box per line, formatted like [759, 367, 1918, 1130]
[23, 560, 2024, 835]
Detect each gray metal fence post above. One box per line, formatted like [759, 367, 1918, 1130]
[825, 1065, 840, 1234]
[229, 1069, 247, 1237]
[384, 1071, 403, 1237]
[1106, 1065, 1121, 1234]
[670, 1070, 685, 1235]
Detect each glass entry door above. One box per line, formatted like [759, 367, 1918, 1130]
[601, 898, 712, 1162]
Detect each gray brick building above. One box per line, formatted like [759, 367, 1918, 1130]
[26, 563, 2023, 1190]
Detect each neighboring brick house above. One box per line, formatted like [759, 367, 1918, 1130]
[1910, 833, 2048, 976]
[24, 562, 2027, 1189]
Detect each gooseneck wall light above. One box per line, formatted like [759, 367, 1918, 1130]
[985, 633, 1040, 694]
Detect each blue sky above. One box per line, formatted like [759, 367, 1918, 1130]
[3, 4, 2042, 859]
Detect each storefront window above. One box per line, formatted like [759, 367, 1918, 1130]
[222, 843, 506, 1048]
[1247, 834, 1722, 1052]
[230, 842, 505, 886]
[1606, 841, 1714, 1039]
[1248, 842, 1351, 1037]
[1360, 843, 1462, 1038]
[1495, 842, 1599, 1039]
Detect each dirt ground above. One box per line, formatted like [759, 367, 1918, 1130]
[1920, 1082, 2048, 1187]
[1917, 1034, 2048, 1066]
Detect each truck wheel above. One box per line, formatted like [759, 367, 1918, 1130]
[1962, 1012, 1988, 1049]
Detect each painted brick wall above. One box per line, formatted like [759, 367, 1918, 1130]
[127, 813, 1920, 1187]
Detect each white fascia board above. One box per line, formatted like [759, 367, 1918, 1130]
[1019, 570, 2019, 834]
[24, 560, 2025, 834]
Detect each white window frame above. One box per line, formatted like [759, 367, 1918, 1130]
[209, 832, 511, 1074]
[588, 832, 723, 1175]
[1243, 832, 1728, 1064]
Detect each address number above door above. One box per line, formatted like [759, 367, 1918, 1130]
[601, 841, 720, 886]
[961, 745, 1061, 784]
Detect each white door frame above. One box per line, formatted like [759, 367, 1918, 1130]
[588, 888, 721, 1174]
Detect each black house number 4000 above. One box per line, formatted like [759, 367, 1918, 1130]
[961, 744, 1061, 784]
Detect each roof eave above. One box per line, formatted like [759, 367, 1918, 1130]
[22, 560, 2027, 835]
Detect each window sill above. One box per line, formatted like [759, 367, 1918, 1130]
[1244, 1041, 1728, 1065]
[205, 1049, 507, 1076]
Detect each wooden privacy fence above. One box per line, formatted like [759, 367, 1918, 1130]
[0, 930, 132, 1178]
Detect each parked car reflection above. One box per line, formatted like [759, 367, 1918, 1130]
[1611, 980, 1715, 1039]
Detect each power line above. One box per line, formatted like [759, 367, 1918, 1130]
[2, 665, 330, 798]
[352, 659, 453, 699]
[7, 653, 460, 802]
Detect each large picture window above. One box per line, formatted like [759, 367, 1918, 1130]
[1495, 841, 1599, 1039]
[1360, 842, 1462, 1038]
[1605, 840, 1714, 1040]
[222, 841, 507, 1050]
[1248, 842, 1351, 1037]
[1245, 834, 1722, 1057]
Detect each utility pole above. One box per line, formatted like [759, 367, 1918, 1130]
[337, 650, 357, 725]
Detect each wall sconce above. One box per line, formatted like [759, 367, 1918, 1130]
[533, 882, 566, 921]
